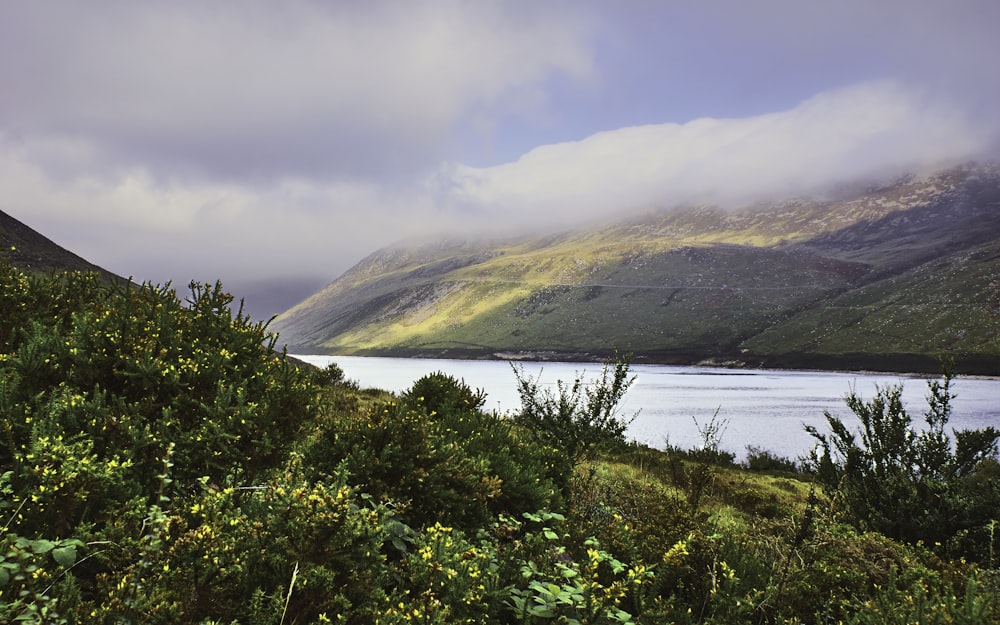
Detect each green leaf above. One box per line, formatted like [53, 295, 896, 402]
[529, 606, 556, 618]
[0, 566, 8, 587]
[52, 545, 77, 567]
[30, 539, 55, 554]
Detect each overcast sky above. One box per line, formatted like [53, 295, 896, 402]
[2, 1, 998, 319]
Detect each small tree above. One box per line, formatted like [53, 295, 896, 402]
[804, 369, 1000, 558]
[511, 353, 637, 465]
[401, 371, 487, 415]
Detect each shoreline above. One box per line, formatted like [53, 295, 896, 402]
[281, 345, 1000, 379]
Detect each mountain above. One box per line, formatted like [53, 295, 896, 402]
[0, 209, 119, 280]
[272, 164, 1000, 374]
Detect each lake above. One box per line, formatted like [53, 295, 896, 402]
[293, 355, 1000, 461]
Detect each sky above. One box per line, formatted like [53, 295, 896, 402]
[2, 0, 999, 320]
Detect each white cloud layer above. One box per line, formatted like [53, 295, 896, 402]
[439, 81, 991, 227]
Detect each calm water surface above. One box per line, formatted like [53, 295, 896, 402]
[294, 355, 1000, 461]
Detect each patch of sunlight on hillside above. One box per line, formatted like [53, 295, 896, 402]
[683, 230, 787, 247]
[323, 282, 533, 351]
[451, 244, 620, 285]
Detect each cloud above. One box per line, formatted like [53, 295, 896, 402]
[437, 80, 994, 227]
[0, 143, 436, 284]
[0, 1, 594, 181]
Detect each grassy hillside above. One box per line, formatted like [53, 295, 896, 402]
[2, 261, 998, 623]
[742, 238, 1000, 370]
[273, 164, 1000, 374]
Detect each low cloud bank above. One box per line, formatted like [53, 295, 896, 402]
[437, 81, 993, 230]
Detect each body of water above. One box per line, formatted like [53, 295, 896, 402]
[294, 355, 1000, 461]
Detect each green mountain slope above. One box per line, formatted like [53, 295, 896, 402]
[1, 209, 119, 279]
[272, 164, 1000, 374]
[742, 238, 1000, 371]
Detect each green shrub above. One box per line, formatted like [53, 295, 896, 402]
[383, 522, 505, 624]
[303, 385, 563, 531]
[846, 573, 998, 625]
[742, 446, 799, 474]
[0, 268, 318, 523]
[664, 411, 735, 512]
[512, 353, 637, 466]
[804, 370, 1000, 561]
[401, 371, 487, 414]
[0, 471, 85, 625]
[566, 463, 695, 567]
[82, 457, 396, 624]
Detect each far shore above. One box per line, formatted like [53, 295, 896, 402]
[280, 345, 1000, 379]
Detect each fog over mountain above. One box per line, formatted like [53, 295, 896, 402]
[1, 1, 998, 320]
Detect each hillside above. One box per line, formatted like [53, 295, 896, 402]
[272, 164, 1000, 374]
[0, 209, 119, 279]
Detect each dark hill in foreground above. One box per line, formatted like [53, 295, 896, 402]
[273, 164, 1000, 374]
[0, 209, 119, 280]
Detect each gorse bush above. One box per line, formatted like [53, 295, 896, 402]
[0, 261, 317, 621]
[303, 372, 564, 531]
[0, 269, 317, 510]
[805, 370, 1000, 562]
[401, 371, 487, 414]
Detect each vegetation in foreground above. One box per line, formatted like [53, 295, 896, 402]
[1, 260, 998, 624]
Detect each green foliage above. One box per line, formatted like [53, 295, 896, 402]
[0, 265, 318, 517]
[566, 463, 696, 570]
[504, 512, 653, 625]
[845, 573, 998, 625]
[305, 399, 500, 529]
[402, 371, 487, 414]
[1, 259, 997, 624]
[742, 446, 799, 474]
[0, 532, 83, 624]
[383, 522, 505, 624]
[512, 354, 637, 466]
[303, 378, 564, 531]
[665, 411, 736, 512]
[804, 371, 1000, 561]
[80, 456, 396, 624]
[0, 470, 85, 624]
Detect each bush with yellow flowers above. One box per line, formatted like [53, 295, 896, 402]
[0, 257, 997, 625]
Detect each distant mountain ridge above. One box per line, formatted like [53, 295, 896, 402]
[272, 164, 1000, 374]
[1, 209, 118, 280]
